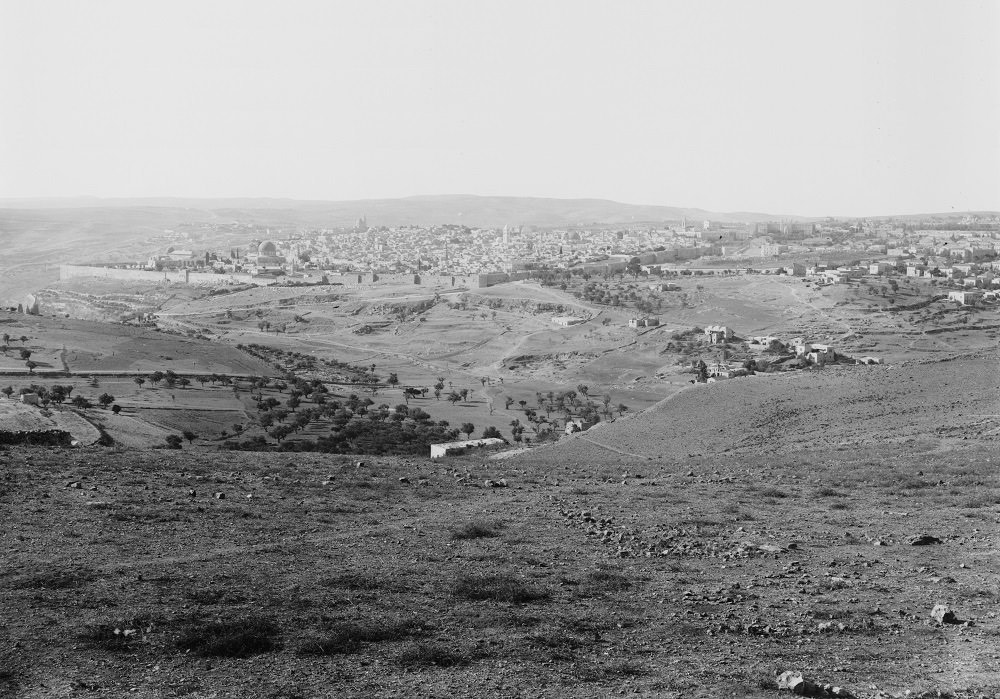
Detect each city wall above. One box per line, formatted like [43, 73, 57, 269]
[59, 265, 277, 286]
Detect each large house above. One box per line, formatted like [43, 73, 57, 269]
[704, 325, 733, 344]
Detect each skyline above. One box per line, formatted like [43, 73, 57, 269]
[1, 0, 998, 217]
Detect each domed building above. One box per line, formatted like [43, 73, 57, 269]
[248, 240, 286, 272]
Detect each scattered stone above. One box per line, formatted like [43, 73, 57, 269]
[930, 604, 957, 624]
[214, 492, 225, 500]
[484, 478, 508, 488]
[66, 481, 82, 489]
[354, 461, 365, 468]
[398, 477, 410, 483]
[757, 543, 786, 553]
[909, 534, 942, 546]
[188, 489, 196, 497]
[778, 671, 854, 697]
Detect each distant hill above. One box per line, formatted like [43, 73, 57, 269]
[0, 195, 800, 228]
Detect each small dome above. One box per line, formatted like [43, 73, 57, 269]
[258, 241, 277, 256]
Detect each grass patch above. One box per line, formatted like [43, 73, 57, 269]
[12, 566, 95, 590]
[814, 486, 843, 497]
[452, 573, 549, 603]
[451, 520, 503, 540]
[396, 642, 471, 667]
[297, 618, 427, 655]
[575, 660, 648, 682]
[758, 488, 787, 499]
[577, 569, 632, 595]
[320, 572, 382, 591]
[526, 626, 591, 660]
[175, 615, 279, 657]
[184, 587, 246, 605]
[82, 617, 156, 653]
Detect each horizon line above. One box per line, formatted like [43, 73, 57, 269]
[0, 193, 998, 221]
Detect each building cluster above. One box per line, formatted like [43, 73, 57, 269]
[65, 213, 1000, 289]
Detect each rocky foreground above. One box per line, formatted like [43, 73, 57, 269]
[2, 351, 999, 698]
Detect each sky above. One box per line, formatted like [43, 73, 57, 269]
[1, 0, 997, 216]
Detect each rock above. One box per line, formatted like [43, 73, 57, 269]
[354, 461, 365, 468]
[931, 604, 957, 624]
[188, 489, 196, 497]
[398, 477, 410, 483]
[778, 671, 808, 693]
[66, 481, 82, 489]
[776, 671, 850, 697]
[484, 478, 508, 488]
[910, 534, 942, 546]
[214, 492, 225, 500]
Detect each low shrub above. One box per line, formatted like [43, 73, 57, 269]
[452, 574, 548, 603]
[451, 521, 502, 540]
[174, 616, 279, 657]
[297, 619, 426, 656]
[396, 642, 470, 667]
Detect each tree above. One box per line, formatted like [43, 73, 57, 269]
[269, 424, 294, 443]
[617, 403, 628, 416]
[461, 422, 475, 438]
[481, 425, 504, 440]
[98, 393, 115, 409]
[165, 434, 183, 449]
[134, 376, 146, 389]
[1, 333, 8, 348]
[287, 395, 301, 412]
[49, 385, 66, 404]
[19, 336, 27, 345]
[448, 391, 462, 405]
[1, 386, 12, 399]
[626, 257, 642, 278]
[182, 430, 197, 444]
[388, 373, 399, 389]
[19, 349, 31, 361]
[577, 384, 589, 398]
[111, 404, 122, 415]
[505, 397, 514, 409]
[150, 371, 164, 386]
[25, 360, 37, 374]
[459, 388, 469, 402]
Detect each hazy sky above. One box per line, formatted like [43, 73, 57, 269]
[1, 0, 997, 216]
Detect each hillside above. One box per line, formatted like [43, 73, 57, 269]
[0, 195, 794, 229]
[521, 348, 1000, 463]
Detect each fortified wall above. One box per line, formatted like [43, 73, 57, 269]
[59, 265, 277, 286]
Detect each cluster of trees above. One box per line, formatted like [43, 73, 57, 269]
[226, 401, 477, 455]
[500, 386, 628, 437]
[575, 281, 665, 313]
[132, 370, 194, 389]
[0, 383, 122, 413]
[238, 343, 372, 384]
